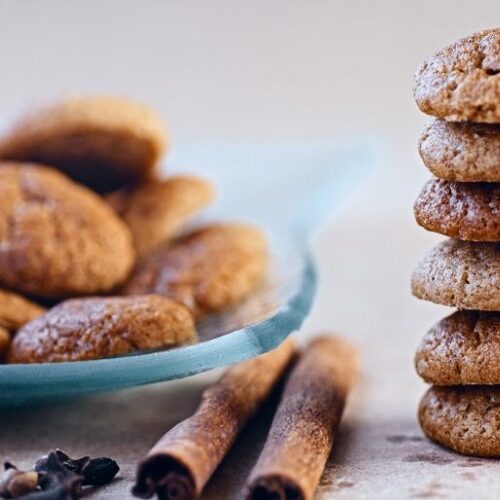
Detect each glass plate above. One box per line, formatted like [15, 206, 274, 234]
[0, 139, 378, 407]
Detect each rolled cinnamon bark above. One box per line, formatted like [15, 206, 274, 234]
[132, 339, 295, 500]
[245, 336, 359, 500]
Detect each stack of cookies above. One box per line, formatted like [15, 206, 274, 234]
[411, 28, 500, 457]
[0, 96, 268, 364]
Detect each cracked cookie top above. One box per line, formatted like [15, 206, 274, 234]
[413, 29, 500, 122]
[0, 163, 135, 298]
[8, 295, 196, 363]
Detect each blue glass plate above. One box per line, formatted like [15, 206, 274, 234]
[0, 139, 378, 407]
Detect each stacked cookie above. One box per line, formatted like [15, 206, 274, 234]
[0, 96, 268, 364]
[411, 28, 500, 457]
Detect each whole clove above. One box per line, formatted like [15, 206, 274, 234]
[49, 451, 119, 486]
[0, 463, 39, 498]
[34, 452, 83, 499]
[0, 450, 119, 500]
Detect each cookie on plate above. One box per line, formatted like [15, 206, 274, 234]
[416, 310, 500, 385]
[0, 288, 45, 332]
[111, 176, 215, 256]
[0, 96, 168, 192]
[414, 178, 500, 241]
[0, 326, 10, 359]
[411, 239, 500, 311]
[413, 28, 500, 122]
[123, 224, 268, 318]
[0, 163, 134, 298]
[419, 120, 500, 182]
[8, 295, 196, 363]
[419, 386, 500, 457]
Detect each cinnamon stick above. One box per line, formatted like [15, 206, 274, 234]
[132, 339, 295, 500]
[245, 336, 359, 500]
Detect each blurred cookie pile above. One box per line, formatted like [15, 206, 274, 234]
[0, 96, 267, 364]
[412, 28, 500, 456]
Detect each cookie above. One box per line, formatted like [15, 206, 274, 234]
[123, 224, 268, 318]
[416, 310, 500, 385]
[0, 326, 10, 359]
[419, 386, 500, 457]
[413, 29, 500, 122]
[414, 178, 500, 241]
[0, 96, 168, 192]
[411, 239, 500, 310]
[0, 288, 45, 332]
[418, 120, 500, 182]
[0, 163, 134, 298]
[113, 176, 215, 256]
[8, 295, 196, 363]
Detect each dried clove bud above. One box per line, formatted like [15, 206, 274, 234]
[80, 457, 119, 486]
[51, 450, 119, 487]
[34, 452, 83, 499]
[0, 462, 39, 498]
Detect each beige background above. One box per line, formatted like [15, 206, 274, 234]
[0, 1, 500, 498]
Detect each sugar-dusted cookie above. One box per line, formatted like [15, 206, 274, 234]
[411, 239, 500, 310]
[414, 178, 500, 241]
[0, 96, 168, 192]
[0, 288, 45, 332]
[123, 224, 268, 318]
[419, 386, 500, 457]
[419, 120, 500, 182]
[416, 310, 500, 385]
[8, 295, 196, 363]
[0, 163, 134, 298]
[112, 176, 215, 256]
[413, 29, 500, 122]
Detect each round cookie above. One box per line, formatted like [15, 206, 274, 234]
[414, 178, 500, 241]
[416, 310, 500, 385]
[123, 224, 268, 319]
[411, 239, 500, 310]
[0, 96, 168, 192]
[419, 120, 500, 182]
[413, 29, 500, 122]
[8, 295, 196, 363]
[419, 386, 500, 457]
[0, 163, 134, 298]
[113, 176, 215, 257]
[0, 288, 45, 332]
[0, 326, 10, 359]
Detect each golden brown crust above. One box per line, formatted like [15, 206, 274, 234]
[411, 239, 500, 310]
[0, 288, 45, 332]
[416, 310, 500, 385]
[0, 96, 168, 192]
[419, 386, 500, 457]
[0, 326, 10, 360]
[414, 179, 500, 241]
[117, 176, 215, 256]
[419, 120, 500, 182]
[413, 29, 500, 122]
[123, 224, 267, 318]
[8, 295, 196, 363]
[0, 163, 135, 298]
